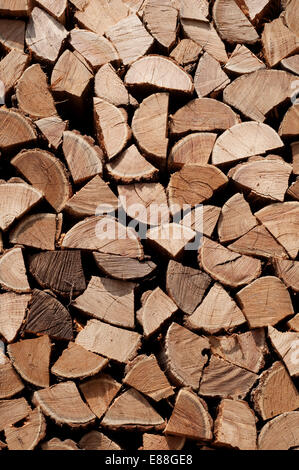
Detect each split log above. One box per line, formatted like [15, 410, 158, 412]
[288, 180, 299, 201]
[213, 0, 259, 44]
[281, 54, 299, 75]
[118, 182, 169, 226]
[212, 122, 284, 166]
[180, 205, 221, 237]
[199, 237, 262, 288]
[142, 434, 185, 451]
[124, 55, 194, 95]
[123, 0, 146, 14]
[101, 388, 164, 431]
[137, 287, 178, 338]
[168, 133, 217, 170]
[4, 408, 46, 451]
[268, 326, 299, 378]
[79, 431, 121, 451]
[170, 98, 239, 136]
[235, 0, 273, 24]
[10, 213, 62, 251]
[28, 250, 86, 296]
[224, 44, 265, 75]
[199, 355, 257, 399]
[33, 381, 95, 427]
[0, 293, 31, 343]
[93, 252, 156, 281]
[132, 93, 169, 168]
[62, 131, 103, 184]
[179, 0, 209, 22]
[255, 202, 299, 259]
[106, 14, 154, 65]
[162, 322, 209, 389]
[94, 98, 131, 160]
[25, 289, 73, 341]
[74, 0, 129, 36]
[52, 342, 108, 379]
[288, 314, 299, 332]
[251, 361, 299, 420]
[146, 223, 196, 260]
[0, 50, 29, 98]
[0, 0, 31, 16]
[95, 64, 129, 107]
[194, 52, 230, 98]
[26, 7, 67, 63]
[0, 356, 24, 399]
[170, 38, 202, 70]
[79, 375, 121, 419]
[292, 142, 299, 175]
[166, 260, 211, 315]
[258, 412, 299, 450]
[35, 0, 67, 23]
[123, 354, 174, 401]
[262, 17, 299, 68]
[0, 107, 37, 151]
[279, 103, 299, 138]
[218, 193, 257, 243]
[0, 247, 30, 293]
[143, 0, 178, 50]
[0, 19, 25, 52]
[0, 398, 31, 432]
[223, 69, 297, 122]
[274, 259, 299, 292]
[214, 399, 257, 450]
[106, 145, 158, 183]
[41, 438, 79, 450]
[35, 116, 67, 151]
[73, 276, 136, 329]
[283, 0, 299, 36]
[165, 389, 213, 441]
[64, 175, 118, 219]
[185, 283, 246, 334]
[76, 319, 141, 363]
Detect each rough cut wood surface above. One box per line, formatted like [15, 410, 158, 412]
[79, 374, 121, 419]
[4, 407, 46, 451]
[9, 213, 61, 251]
[0, 247, 30, 293]
[258, 412, 299, 450]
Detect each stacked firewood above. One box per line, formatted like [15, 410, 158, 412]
[0, 0, 298, 451]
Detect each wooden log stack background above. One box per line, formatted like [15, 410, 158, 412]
[0, 0, 298, 452]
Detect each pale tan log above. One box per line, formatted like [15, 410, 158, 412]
[93, 252, 156, 281]
[73, 276, 136, 329]
[0, 50, 29, 98]
[0, 398, 31, 432]
[179, 0, 209, 22]
[10, 213, 61, 251]
[123, 0, 146, 14]
[281, 54, 299, 75]
[64, 175, 118, 219]
[5, 408, 46, 451]
[185, 282, 246, 334]
[95, 64, 129, 107]
[124, 55, 194, 95]
[223, 69, 297, 122]
[26, 7, 67, 63]
[170, 39, 202, 69]
[199, 237, 262, 288]
[213, 0, 259, 44]
[218, 193, 257, 243]
[143, 0, 178, 50]
[102, 388, 164, 431]
[35, 116, 67, 151]
[170, 98, 239, 136]
[180, 205, 221, 237]
[62, 130, 103, 184]
[165, 389, 212, 441]
[0, 19, 25, 52]
[235, 0, 272, 24]
[268, 326, 299, 378]
[0, 355, 24, 399]
[12, 149, 71, 212]
[292, 142, 299, 175]
[35, 0, 67, 22]
[279, 103, 299, 138]
[137, 287, 178, 338]
[283, 0, 299, 36]
[33, 381, 95, 427]
[224, 44, 265, 75]
[274, 259, 299, 292]
[142, 434, 185, 451]
[41, 438, 79, 451]
[106, 14, 154, 65]
[194, 52, 230, 98]
[0, 107, 37, 151]
[0, 247, 30, 293]
[52, 342, 108, 379]
[255, 202, 299, 259]
[124, 354, 174, 401]
[94, 98, 131, 160]
[79, 375, 121, 419]
[0, 183, 42, 231]
[79, 431, 121, 450]
[288, 180, 299, 201]
[262, 17, 299, 68]
[169, 133, 216, 171]
[146, 223, 196, 260]
[251, 362, 299, 421]
[69, 0, 90, 9]
[74, 0, 129, 36]
[258, 412, 299, 450]
[132, 93, 169, 168]
[288, 314, 299, 332]
[162, 322, 209, 389]
[76, 319, 141, 363]
[107, 145, 158, 183]
[0, 0, 31, 16]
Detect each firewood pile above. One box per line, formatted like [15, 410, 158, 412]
[0, 0, 299, 452]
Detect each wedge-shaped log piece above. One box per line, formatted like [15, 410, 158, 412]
[10, 213, 61, 251]
[52, 342, 108, 380]
[194, 52, 230, 98]
[79, 431, 121, 450]
[166, 260, 211, 315]
[0, 355, 23, 399]
[28, 251, 86, 296]
[79, 375, 121, 419]
[279, 103, 299, 138]
[180, 205, 221, 237]
[288, 180, 299, 201]
[76, 319, 141, 363]
[73, 276, 135, 329]
[107, 145, 158, 183]
[7, 336, 51, 388]
[165, 389, 212, 441]
[218, 193, 257, 243]
[102, 388, 164, 431]
[0, 19, 25, 51]
[25, 289, 73, 341]
[0, 0, 31, 16]
[36, 116, 67, 151]
[281, 54, 299, 75]
[0, 398, 31, 432]
[0, 108, 37, 151]
[236, 277, 294, 329]
[170, 98, 239, 136]
[162, 323, 209, 389]
[258, 412, 299, 450]
[74, 0, 129, 36]
[0, 247, 30, 293]
[224, 44, 265, 75]
[124, 354, 174, 401]
[0, 50, 29, 97]
[283, 0, 299, 35]
[5, 408, 46, 451]
[200, 355, 257, 399]
[124, 55, 194, 95]
[236, 0, 273, 24]
[170, 38, 202, 68]
[41, 438, 79, 450]
[95, 63, 129, 107]
[143, 0, 178, 50]
[288, 314, 299, 331]
[93, 252, 156, 281]
[262, 17, 299, 67]
[214, 399, 257, 450]
[0, 293, 31, 343]
[33, 381, 95, 427]
[147, 223, 196, 260]
[142, 434, 185, 451]
[255, 202, 299, 259]
[199, 237, 262, 288]
[213, 0, 259, 44]
[274, 259, 299, 292]
[168, 133, 217, 170]
[35, 0, 67, 22]
[251, 362, 299, 421]
[137, 287, 178, 338]
[26, 7, 67, 63]
[179, 0, 209, 22]
[185, 283, 246, 334]
[268, 326, 299, 378]
[212, 122, 284, 166]
[132, 93, 169, 168]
